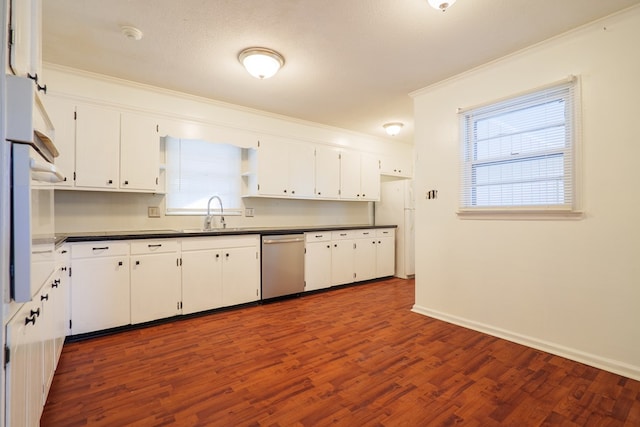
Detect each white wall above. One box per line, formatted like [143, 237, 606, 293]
[43, 65, 412, 233]
[411, 6, 640, 380]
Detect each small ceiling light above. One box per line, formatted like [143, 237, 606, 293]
[238, 47, 285, 79]
[427, 0, 457, 12]
[383, 122, 404, 136]
[120, 25, 143, 41]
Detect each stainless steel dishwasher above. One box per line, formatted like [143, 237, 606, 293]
[261, 234, 305, 300]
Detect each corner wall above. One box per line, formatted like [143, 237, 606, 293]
[411, 7, 640, 379]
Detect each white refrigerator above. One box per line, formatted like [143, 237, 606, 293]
[375, 179, 415, 279]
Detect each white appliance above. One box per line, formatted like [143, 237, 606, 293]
[375, 179, 415, 279]
[7, 75, 62, 302]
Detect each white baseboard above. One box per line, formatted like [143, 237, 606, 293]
[412, 304, 640, 381]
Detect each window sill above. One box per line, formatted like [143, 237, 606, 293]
[456, 209, 584, 221]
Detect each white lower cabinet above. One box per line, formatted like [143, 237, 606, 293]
[181, 235, 260, 311]
[354, 230, 377, 282]
[221, 244, 261, 306]
[181, 246, 223, 315]
[130, 240, 181, 324]
[375, 229, 395, 277]
[70, 242, 131, 335]
[329, 228, 396, 287]
[304, 232, 332, 291]
[331, 231, 356, 286]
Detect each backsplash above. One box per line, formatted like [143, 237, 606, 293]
[54, 191, 373, 234]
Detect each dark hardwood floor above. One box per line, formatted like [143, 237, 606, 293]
[42, 278, 640, 426]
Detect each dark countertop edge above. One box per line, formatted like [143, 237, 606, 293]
[59, 225, 398, 243]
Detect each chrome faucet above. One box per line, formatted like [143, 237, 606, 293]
[204, 195, 225, 230]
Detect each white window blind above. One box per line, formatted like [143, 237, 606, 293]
[459, 78, 579, 211]
[165, 138, 242, 215]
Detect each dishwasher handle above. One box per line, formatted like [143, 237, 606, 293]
[263, 237, 304, 244]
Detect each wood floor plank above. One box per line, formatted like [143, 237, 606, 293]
[41, 278, 640, 426]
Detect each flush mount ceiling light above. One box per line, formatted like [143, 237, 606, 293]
[238, 47, 285, 79]
[120, 25, 143, 41]
[383, 122, 404, 136]
[427, 0, 457, 12]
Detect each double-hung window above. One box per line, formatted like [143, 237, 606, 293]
[459, 78, 580, 214]
[165, 137, 242, 215]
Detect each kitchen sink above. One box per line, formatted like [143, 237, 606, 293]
[180, 228, 247, 233]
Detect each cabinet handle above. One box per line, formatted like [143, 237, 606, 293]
[363, 232, 370, 235]
[30, 308, 40, 317]
[283, 189, 287, 193]
[315, 235, 323, 238]
[378, 241, 381, 244]
[93, 246, 109, 251]
[334, 244, 337, 247]
[318, 192, 321, 195]
[326, 245, 330, 249]
[41, 294, 49, 301]
[124, 180, 129, 185]
[27, 72, 39, 83]
[216, 254, 220, 258]
[108, 179, 113, 184]
[61, 250, 68, 254]
[292, 190, 295, 194]
[136, 260, 140, 265]
[372, 241, 376, 244]
[148, 244, 162, 248]
[25, 315, 36, 326]
[362, 194, 366, 197]
[226, 253, 230, 258]
[52, 279, 60, 288]
[118, 261, 123, 266]
[37, 83, 47, 94]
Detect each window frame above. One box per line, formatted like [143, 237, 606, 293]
[457, 77, 582, 219]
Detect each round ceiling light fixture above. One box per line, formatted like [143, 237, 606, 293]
[383, 122, 404, 136]
[120, 25, 143, 41]
[427, 0, 457, 12]
[238, 47, 285, 79]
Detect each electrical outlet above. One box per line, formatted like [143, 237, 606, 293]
[245, 208, 255, 217]
[148, 206, 161, 218]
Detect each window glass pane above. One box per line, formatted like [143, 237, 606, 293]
[166, 138, 241, 214]
[460, 81, 576, 210]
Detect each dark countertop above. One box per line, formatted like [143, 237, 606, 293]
[59, 224, 398, 243]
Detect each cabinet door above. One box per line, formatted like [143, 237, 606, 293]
[354, 238, 377, 282]
[130, 253, 181, 324]
[222, 246, 260, 306]
[71, 256, 130, 334]
[315, 146, 341, 199]
[9, 0, 40, 77]
[289, 143, 315, 198]
[5, 302, 43, 426]
[339, 151, 361, 200]
[376, 236, 395, 278]
[304, 241, 332, 291]
[182, 249, 223, 315]
[44, 96, 76, 187]
[360, 153, 380, 201]
[331, 239, 355, 286]
[255, 140, 289, 196]
[75, 104, 120, 189]
[120, 113, 159, 191]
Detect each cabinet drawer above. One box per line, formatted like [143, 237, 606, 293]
[376, 228, 395, 238]
[71, 242, 130, 259]
[305, 232, 331, 243]
[181, 235, 259, 251]
[130, 239, 179, 255]
[331, 230, 356, 240]
[353, 229, 375, 239]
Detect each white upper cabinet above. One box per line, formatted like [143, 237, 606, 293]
[340, 150, 380, 201]
[47, 98, 160, 193]
[75, 104, 121, 189]
[244, 138, 315, 198]
[120, 113, 160, 191]
[314, 146, 341, 199]
[9, 0, 42, 80]
[380, 153, 413, 178]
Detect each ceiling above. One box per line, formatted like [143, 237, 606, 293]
[42, 0, 640, 143]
